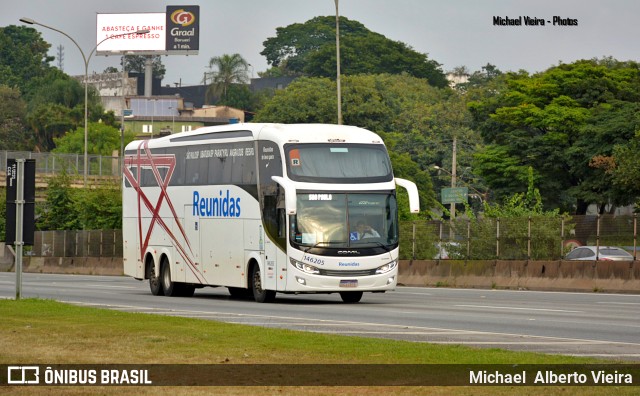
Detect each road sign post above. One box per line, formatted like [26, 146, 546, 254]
[5, 159, 35, 300]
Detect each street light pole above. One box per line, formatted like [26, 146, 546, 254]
[334, 0, 342, 125]
[19, 18, 148, 186]
[451, 136, 457, 219]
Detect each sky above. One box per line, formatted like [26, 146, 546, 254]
[2, 0, 639, 86]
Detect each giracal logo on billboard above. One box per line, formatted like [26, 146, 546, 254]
[170, 9, 196, 27]
[166, 5, 199, 52]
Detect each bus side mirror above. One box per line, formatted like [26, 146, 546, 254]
[395, 178, 420, 213]
[271, 176, 297, 215]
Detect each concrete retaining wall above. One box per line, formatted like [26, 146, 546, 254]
[1, 253, 639, 293]
[0, 256, 123, 276]
[398, 260, 640, 293]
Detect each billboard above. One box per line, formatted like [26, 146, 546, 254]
[166, 6, 200, 53]
[96, 13, 166, 54]
[96, 6, 199, 55]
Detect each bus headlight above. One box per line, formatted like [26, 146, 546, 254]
[375, 259, 398, 274]
[290, 258, 320, 275]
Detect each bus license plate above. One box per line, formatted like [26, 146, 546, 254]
[340, 279, 358, 288]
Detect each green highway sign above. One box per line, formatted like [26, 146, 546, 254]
[441, 187, 468, 204]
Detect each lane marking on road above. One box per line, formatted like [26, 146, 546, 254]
[455, 304, 582, 313]
[62, 299, 640, 348]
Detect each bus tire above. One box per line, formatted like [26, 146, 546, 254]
[251, 265, 275, 303]
[148, 259, 164, 296]
[161, 257, 179, 297]
[340, 291, 363, 303]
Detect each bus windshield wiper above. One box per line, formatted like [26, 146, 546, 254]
[304, 241, 343, 252]
[354, 240, 390, 252]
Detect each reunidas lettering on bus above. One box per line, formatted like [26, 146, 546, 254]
[192, 190, 241, 217]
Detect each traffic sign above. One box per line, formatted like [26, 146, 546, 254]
[441, 187, 468, 204]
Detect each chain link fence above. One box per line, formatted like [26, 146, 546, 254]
[30, 230, 123, 258]
[399, 214, 638, 261]
[1, 150, 122, 178]
[20, 215, 638, 260]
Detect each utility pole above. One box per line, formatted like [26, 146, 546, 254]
[334, 0, 342, 125]
[450, 136, 457, 219]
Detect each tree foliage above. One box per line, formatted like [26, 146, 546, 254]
[254, 73, 482, 214]
[261, 16, 447, 87]
[37, 172, 122, 231]
[462, 168, 564, 260]
[52, 122, 135, 156]
[468, 58, 640, 214]
[0, 85, 31, 150]
[204, 53, 249, 104]
[122, 55, 166, 79]
[0, 25, 53, 93]
[37, 172, 81, 231]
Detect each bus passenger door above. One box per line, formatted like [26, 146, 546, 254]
[262, 208, 287, 292]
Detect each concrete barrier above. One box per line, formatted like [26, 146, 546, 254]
[0, 256, 123, 276]
[398, 260, 640, 293]
[1, 254, 639, 293]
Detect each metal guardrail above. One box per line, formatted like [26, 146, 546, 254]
[0, 150, 122, 179]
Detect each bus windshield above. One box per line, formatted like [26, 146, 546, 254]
[285, 143, 393, 183]
[290, 192, 398, 249]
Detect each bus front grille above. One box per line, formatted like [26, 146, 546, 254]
[318, 269, 377, 277]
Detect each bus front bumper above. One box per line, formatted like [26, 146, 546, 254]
[285, 268, 398, 293]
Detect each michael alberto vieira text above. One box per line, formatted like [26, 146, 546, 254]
[470, 370, 633, 385]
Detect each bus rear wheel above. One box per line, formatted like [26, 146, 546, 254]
[251, 265, 275, 303]
[340, 291, 363, 303]
[148, 260, 164, 296]
[161, 258, 195, 297]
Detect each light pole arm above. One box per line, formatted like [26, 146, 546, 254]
[20, 17, 88, 69]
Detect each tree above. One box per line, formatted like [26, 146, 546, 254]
[122, 55, 166, 79]
[26, 103, 74, 151]
[53, 122, 135, 156]
[24, 74, 104, 151]
[0, 85, 31, 150]
[611, 136, 640, 208]
[0, 25, 53, 93]
[37, 172, 122, 231]
[261, 16, 447, 87]
[77, 183, 122, 229]
[463, 167, 564, 260]
[204, 53, 249, 104]
[255, 74, 464, 212]
[468, 58, 640, 214]
[38, 172, 81, 231]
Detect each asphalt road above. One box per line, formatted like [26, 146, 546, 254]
[1, 272, 639, 361]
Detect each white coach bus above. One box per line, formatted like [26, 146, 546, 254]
[122, 123, 419, 303]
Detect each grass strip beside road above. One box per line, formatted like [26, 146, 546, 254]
[0, 298, 636, 395]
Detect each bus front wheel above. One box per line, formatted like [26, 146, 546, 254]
[340, 291, 363, 303]
[251, 265, 275, 303]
